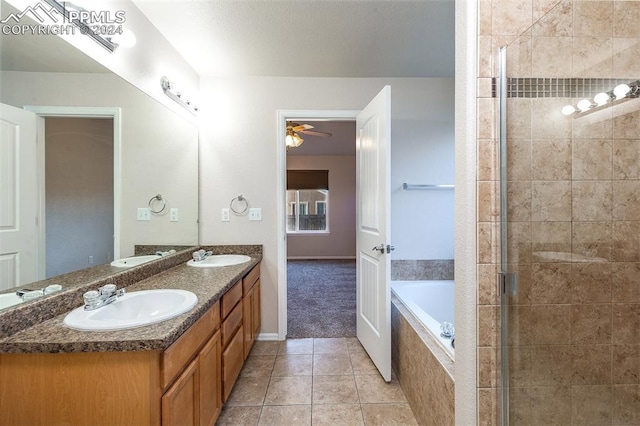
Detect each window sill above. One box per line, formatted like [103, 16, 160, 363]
[287, 231, 331, 236]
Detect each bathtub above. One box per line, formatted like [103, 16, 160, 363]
[391, 280, 455, 359]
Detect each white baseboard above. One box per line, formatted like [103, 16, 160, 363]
[256, 332, 281, 341]
[287, 256, 356, 260]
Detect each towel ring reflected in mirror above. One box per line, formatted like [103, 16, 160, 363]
[230, 194, 249, 215]
[148, 194, 168, 214]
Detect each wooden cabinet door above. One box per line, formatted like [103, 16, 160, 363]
[199, 330, 222, 426]
[162, 358, 199, 426]
[222, 327, 244, 402]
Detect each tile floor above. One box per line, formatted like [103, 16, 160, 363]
[216, 338, 419, 425]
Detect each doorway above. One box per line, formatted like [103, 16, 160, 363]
[25, 106, 121, 279]
[44, 117, 114, 277]
[284, 120, 357, 338]
[276, 110, 360, 340]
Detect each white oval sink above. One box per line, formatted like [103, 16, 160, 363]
[63, 289, 198, 331]
[187, 254, 251, 268]
[111, 255, 161, 268]
[0, 293, 23, 310]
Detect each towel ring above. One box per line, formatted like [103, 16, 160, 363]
[148, 194, 167, 214]
[230, 194, 249, 215]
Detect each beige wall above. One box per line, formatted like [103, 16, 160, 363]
[286, 155, 356, 259]
[199, 76, 453, 336]
[0, 71, 199, 262]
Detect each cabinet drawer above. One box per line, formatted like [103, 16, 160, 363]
[222, 301, 242, 348]
[221, 281, 242, 319]
[242, 264, 260, 295]
[162, 301, 219, 390]
[222, 327, 244, 402]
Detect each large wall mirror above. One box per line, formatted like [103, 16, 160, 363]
[0, 0, 199, 304]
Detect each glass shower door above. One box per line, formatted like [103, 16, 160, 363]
[499, 1, 640, 424]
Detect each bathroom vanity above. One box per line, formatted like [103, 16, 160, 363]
[0, 246, 262, 426]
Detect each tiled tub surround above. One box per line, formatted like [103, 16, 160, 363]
[0, 245, 262, 352]
[391, 294, 455, 425]
[391, 259, 454, 281]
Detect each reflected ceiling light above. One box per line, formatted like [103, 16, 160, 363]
[614, 84, 631, 100]
[42, 0, 117, 52]
[160, 76, 198, 115]
[562, 80, 639, 117]
[593, 92, 611, 106]
[576, 99, 593, 112]
[285, 129, 304, 149]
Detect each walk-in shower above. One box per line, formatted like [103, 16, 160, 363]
[498, 1, 640, 423]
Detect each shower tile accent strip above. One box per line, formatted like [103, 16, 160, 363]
[491, 77, 633, 98]
[391, 259, 454, 281]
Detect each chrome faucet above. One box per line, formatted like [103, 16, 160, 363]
[192, 249, 212, 262]
[83, 283, 125, 311]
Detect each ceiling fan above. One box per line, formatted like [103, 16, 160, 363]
[285, 122, 332, 149]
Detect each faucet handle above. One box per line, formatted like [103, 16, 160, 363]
[100, 284, 117, 296]
[83, 290, 100, 307]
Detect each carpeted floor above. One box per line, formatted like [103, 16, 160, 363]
[287, 259, 356, 338]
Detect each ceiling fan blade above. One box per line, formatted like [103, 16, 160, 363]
[299, 130, 332, 137]
[290, 123, 314, 132]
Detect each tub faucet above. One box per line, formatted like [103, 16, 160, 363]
[83, 283, 125, 311]
[440, 321, 455, 338]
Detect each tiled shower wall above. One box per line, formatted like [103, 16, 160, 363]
[476, 0, 640, 424]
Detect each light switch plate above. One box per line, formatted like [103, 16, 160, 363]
[137, 208, 151, 221]
[249, 208, 262, 221]
[222, 208, 230, 222]
[170, 208, 178, 222]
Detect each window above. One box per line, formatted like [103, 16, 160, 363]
[286, 170, 329, 233]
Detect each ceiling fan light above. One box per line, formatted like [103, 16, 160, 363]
[285, 132, 304, 148]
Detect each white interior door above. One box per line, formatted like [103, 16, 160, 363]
[356, 86, 392, 381]
[0, 103, 40, 290]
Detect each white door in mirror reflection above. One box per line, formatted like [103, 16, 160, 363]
[0, 104, 40, 290]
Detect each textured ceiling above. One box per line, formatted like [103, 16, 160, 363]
[133, 0, 455, 78]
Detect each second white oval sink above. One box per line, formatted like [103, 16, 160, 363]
[110, 255, 161, 268]
[63, 289, 198, 331]
[187, 254, 251, 268]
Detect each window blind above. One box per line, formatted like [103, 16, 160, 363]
[286, 170, 329, 190]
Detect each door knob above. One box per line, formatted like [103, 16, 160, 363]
[372, 244, 385, 253]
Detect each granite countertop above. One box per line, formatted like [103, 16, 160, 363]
[0, 248, 261, 354]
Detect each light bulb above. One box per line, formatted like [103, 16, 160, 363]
[108, 29, 137, 49]
[561, 105, 576, 116]
[593, 92, 610, 106]
[614, 84, 631, 100]
[577, 99, 592, 112]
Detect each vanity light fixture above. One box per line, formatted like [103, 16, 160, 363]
[576, 99, 593, 112]
[160, 77, 199, 115]
[561, 80, 639, 117]
[42, 0, 118, 52]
